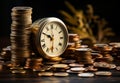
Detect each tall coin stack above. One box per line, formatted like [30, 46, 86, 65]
[10, 6, 32, 69]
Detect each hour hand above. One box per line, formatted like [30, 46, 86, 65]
[42, 32, 52, 39]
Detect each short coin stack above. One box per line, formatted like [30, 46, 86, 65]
[68, 33, 81, 48]
[75, 48, 93, 65]
[24, 58, 43, 71]
[10, 6, 32, 68]
[62, 33, 81, 59]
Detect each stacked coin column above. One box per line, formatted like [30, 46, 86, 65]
[68, 33, 81, 48]
[62, 33, 81, 59]
[75, 48, 93, 65]
[10, 6, 32, 68]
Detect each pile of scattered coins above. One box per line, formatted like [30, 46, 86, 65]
[34, 58, 117, 77]
[0, 45, 120, 77]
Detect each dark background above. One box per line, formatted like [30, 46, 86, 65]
[0, 0, 120, 38]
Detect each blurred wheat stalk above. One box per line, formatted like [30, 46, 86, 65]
[59, 1, 115, 44]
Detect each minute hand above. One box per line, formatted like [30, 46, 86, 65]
[42, 32, 52, 39]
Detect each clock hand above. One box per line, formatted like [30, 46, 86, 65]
[50, 27, 54, 41]
[42, 32, 52, 39]
[50, 29, 54, 52]
[43, 32, 54, 52]
[51, 41, 54, 52]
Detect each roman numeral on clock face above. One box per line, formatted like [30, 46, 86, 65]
[59, 42, 62, 46]
[41, 39, 45, 42]
[60, 37, 63, 39]
[51, 24, 53, 29]
[59, 31, 62, 34]
[46, 27, 49, 31]
[56, 47, 58, 51]
[42, 44, 46, 48]
[46, 48, 49, 52]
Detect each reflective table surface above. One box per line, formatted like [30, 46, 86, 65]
[0, 69, 120, 83]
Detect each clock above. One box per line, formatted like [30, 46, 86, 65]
[31, 17, 69, 61]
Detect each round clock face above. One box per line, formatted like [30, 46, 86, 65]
[31, 17, 68, 59]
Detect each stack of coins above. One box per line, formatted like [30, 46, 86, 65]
[24, 58, 43, 71]
[91, 52, 103, 62]
[31, 58, 43, 71]
[68, 33, 82, 48]
[24, 58, 31, 69]
[109, 42, 120, 61]
[10, 6, 32, 68]
[0, 61, 4, 71]
[0, 46, 11, 61]
[75, 48, 93, 65]
[62, 33, 82, 59]
[93, 43, 114, 63]
[92, 44, 109, 52]
[62, 43, 76, 59]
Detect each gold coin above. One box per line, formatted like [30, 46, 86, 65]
[61, 59, 76, 64]
[116, 66, 120, 70]
[66, 70, 82, 74]
[54, 72, 69, 77]
[12, 6, 32, 13]
[52, 64, 68, 68]
[69, 63, 84, 67]
[95, 71, 112, 76]
[50, 57, 62, 61]
[11, 69, 26, 74]
[78, 73, 94, 77]
[109, 64, 116, 69]
[38, 72, 53, 76]
[70, 67, 85, 72]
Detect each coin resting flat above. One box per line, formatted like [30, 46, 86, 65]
[54, 72, 69, 76]
[70, 67, 86, 72]
[95, 71, 112, 76]
[78, 73, 94, 77]
[38, 72, 53, 76]
[52, 64, 68, 68]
